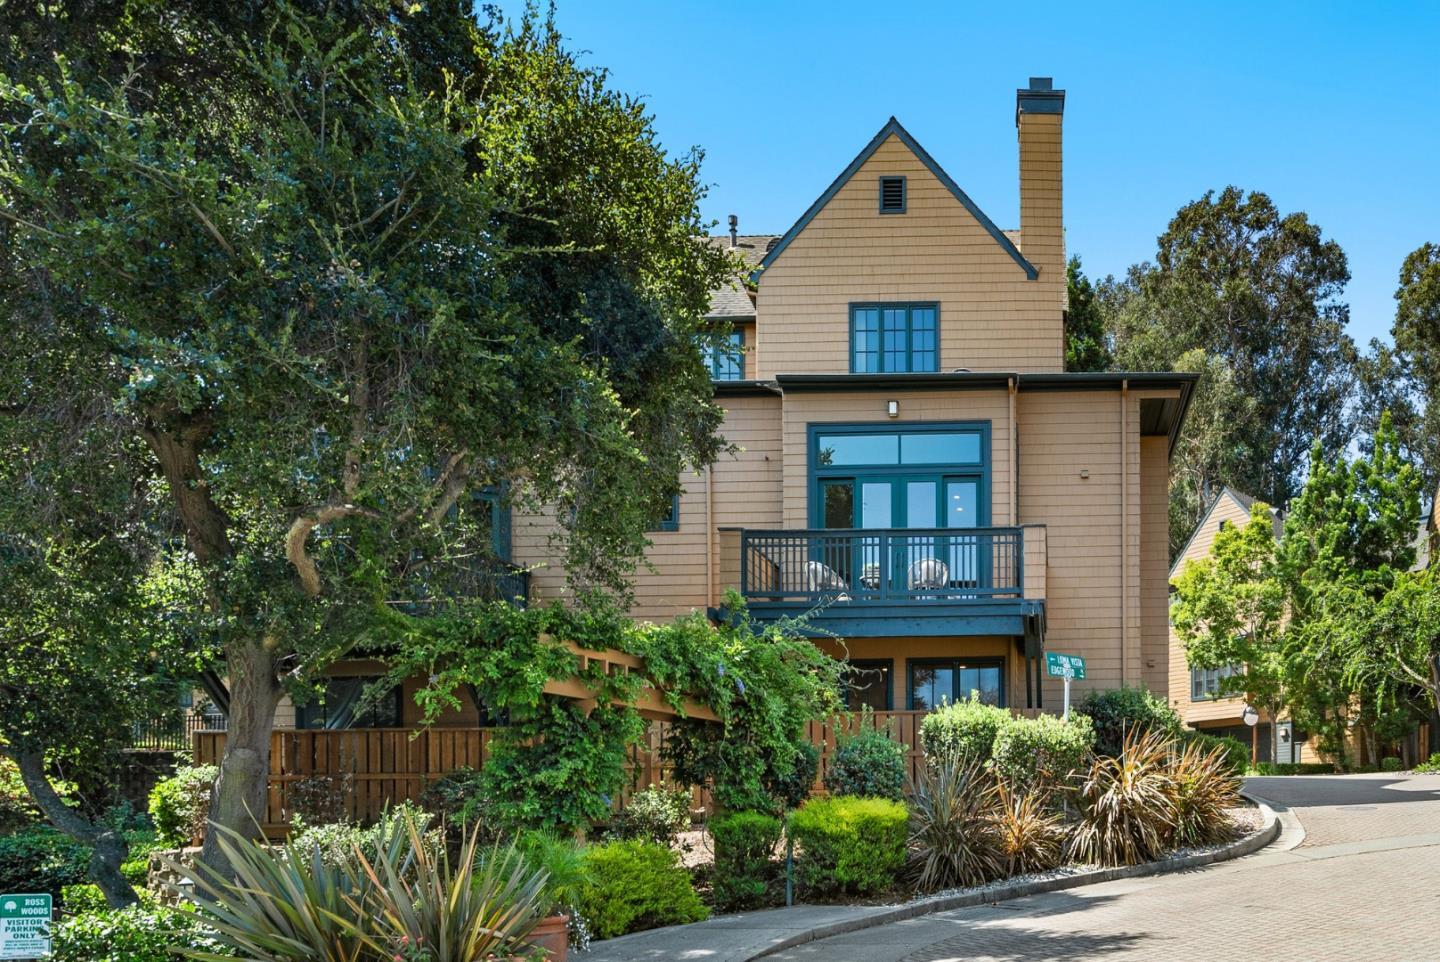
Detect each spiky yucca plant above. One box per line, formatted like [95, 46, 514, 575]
[1066, 728, 1177, 867]
[1168, 739, 1242, 847]
[990, 780, 1065, 875]
[358, 813, 549, 962]
[907, 755, 1003, 891]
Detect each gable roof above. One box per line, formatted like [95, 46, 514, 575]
[750, 117, 1039, 283]
[1169, 487, 1277, 579]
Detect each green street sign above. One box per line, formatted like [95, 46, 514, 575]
[0, 893, 52, 959]
[1045, 653, 1086, 680]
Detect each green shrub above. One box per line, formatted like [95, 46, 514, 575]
[992, 713, 1095, 788]
[1185, 731, 1250, 777]
[147, 765, 216, 848]
[514, 830, 591, 916]
[0, 756, 41, 834]
[609, 784, 692, 845]
[709, 811, 781, 911]
[52, 904, 234, 962]
[1414, 753, 1440, 774]
[1248, 762, 1336, 776]
[787, 796, 908, 898]
[765, 740, 820, 811]
[289, 802, 433, 867]
[1080, 687, 1182, 758]
[578, 839, 707, 940]
[824, 726, 906, 800]
[907, 755, 1002, 891]
[1067, 729, 1176, 867]
[0, 827, 90, 898]
[1380, 756, 1404, 773]
[120, 829, 159, 885]
[918, 696, 1010, 763]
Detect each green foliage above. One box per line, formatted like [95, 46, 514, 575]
[1067, 730, 1177, 867]
[918, 696, 1010, 764]
[992, 713, 1095, 789]
[148, 766, 216, 849]
[1413, 753, 1440, 774]
[765, 740, 820, 811]
[1185, 732, 1251, 778]
[786, 796, 908, 898]
[610, 784, 692, 846]
[418, 766, 487, 834]
[1104, 186, 1357, 550]
[1065, 257, 1113, 372]
[52, 904, 234, 962]
[1079, 687, 1182, 759]
[1247, 762, 1336, 776]
[823, 724, 907, 801]
[1379, 241, 1440, 487]
[0, 827, 91, 898]
[289, 802, 432, 868]
[0, 756, 48, 834]
[578, 839, 708, 940]
[906, 756, 1002, 892]
[1380, 756, 1405, 773]
[708, 811, 782, 911]
[513, 831, 591, 916]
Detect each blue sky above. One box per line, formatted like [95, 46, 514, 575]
[496, 2, 1439, 348]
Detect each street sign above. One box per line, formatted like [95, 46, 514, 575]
[0, 893, 51, 959]
[1045, 652, 1086, 680]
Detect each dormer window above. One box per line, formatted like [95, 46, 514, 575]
[878, 176, 906, 214]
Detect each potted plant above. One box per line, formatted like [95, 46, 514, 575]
[513, 831, 591, 960]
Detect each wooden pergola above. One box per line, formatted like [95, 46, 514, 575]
[539, 636, 719, 722]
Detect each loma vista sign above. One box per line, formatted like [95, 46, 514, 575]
[1045, 652, 1086, 680]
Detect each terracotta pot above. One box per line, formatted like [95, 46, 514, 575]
[523, 913, 569, 960]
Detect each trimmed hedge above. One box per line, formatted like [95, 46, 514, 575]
[1248, 762, 1335, 776]
[918, 696, 1009, 763]
[992, 713, 1094, 788]
[787, 796, 907, 897]
[1080, 687, 1182, 758]
[1185, 731, 1251, 777]
[578, 839, 707, 939]
[823, 727, 906, 801]
[147, 765, 216, 848]
[709, 811, 782, 910]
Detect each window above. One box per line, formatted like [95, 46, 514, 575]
[296, 677, 403, 729]
[706, 329, 745, 380]
[878, 176, 906, 214]
[851, 303, 937, 373]
[1191, 664, 1241, 701]
[908, 658, 1004, 710]
[843, 660, 893, 711]
[649, 494, 680, 533]
[816, 430, 981, 467]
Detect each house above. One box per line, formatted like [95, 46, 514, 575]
[1164, 487, 1316, 764]
[507, 77, 1196, 715]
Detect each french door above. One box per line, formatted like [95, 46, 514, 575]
[818, 474, 981, 595]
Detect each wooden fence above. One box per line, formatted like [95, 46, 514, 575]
[193, 710, 933, 836]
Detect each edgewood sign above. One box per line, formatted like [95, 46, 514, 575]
[0, 893, 51, 959]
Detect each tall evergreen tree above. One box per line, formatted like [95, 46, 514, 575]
[1064, 256, 1112, 372]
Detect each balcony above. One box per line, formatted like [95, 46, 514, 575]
[723, 525, 1046, 639]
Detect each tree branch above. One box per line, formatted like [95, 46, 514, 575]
[285, 502, 380, 597]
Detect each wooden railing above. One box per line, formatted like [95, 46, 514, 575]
[194, 710, 936, 835]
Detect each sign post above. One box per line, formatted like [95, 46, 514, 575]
[0, 893, 52, 960]
[1044, 653, 1087, 721]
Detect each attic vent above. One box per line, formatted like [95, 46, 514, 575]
[878, 176, 906, 214]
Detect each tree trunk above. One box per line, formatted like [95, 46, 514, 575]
[13, 750, 137, 908]
[199, 639, 283, 880]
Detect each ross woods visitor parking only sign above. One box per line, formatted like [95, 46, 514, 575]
[0, 893, 51, 959]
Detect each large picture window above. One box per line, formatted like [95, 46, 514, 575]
[296, 677, 404, 729]
[908, 658, 1005, 709]
[851, 303, 938, 373]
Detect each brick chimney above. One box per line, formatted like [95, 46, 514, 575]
[1016, 77, 1065, 305]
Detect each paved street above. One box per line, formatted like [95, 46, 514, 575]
[767, 773, 1440, 962]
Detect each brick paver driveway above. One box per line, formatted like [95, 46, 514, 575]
[769, 773, 1440, 962]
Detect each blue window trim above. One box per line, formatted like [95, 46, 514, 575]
[849, 302, 939, 373]
[906, 656, 1007, 709]
[651, 493, 680, 533]
[878, 175, 906, 214]
[845, 658, 895, 710]
[709, 328, 745, 381]
[806, 420, 991, 528]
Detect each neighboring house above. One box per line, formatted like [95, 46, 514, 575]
[507, 77, 1196, 715]
[1164, 487, 1314, 764]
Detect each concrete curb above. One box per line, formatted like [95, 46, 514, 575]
[1239, 789, 1306, 851]
[746, 798, 1282, 960]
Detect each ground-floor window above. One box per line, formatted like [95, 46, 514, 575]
[843, 659, 893, 711]
[296, 677, 404, 729]
[907, 658, 1004, 710]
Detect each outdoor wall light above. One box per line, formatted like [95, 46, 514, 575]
[887, 400, 899, 418]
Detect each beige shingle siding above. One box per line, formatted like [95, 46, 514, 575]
[754, 136, 1062, 378]
[1140, 436, 1170, 693]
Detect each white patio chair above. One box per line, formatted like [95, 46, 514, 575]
[907, 557, 949, 591]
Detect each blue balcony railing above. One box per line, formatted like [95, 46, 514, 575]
[740, 527, 1023, 604]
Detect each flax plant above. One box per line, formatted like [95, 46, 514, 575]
[906, 755, 1003, 891]
[1066, 728, 1177, 867]
[990, 781, 1066, 876]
